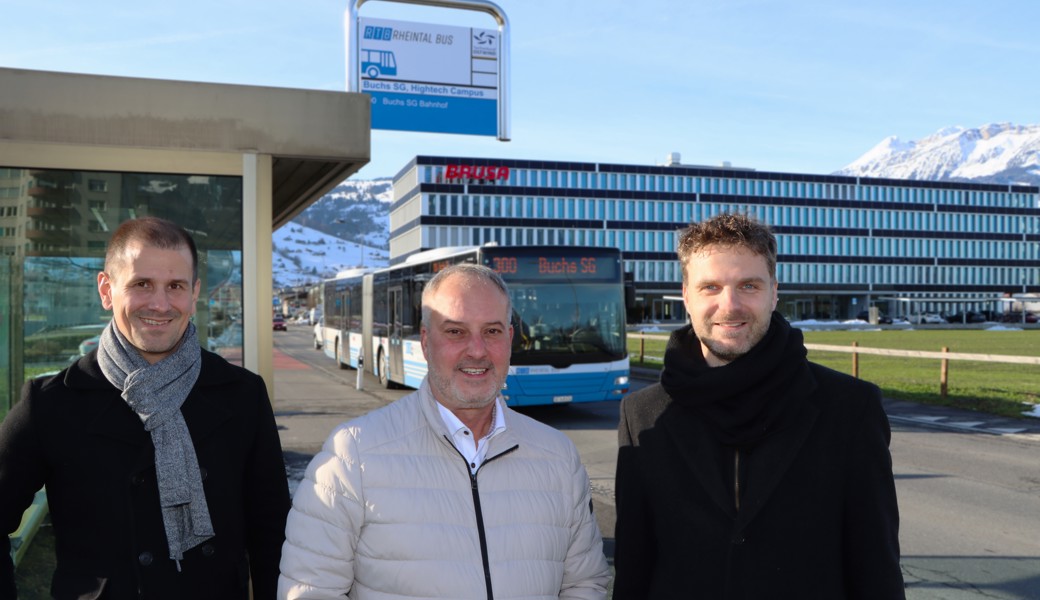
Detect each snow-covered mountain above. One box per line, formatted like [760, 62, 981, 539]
[272, 223, 389, 289]
[272, 178, 393, 289]
[837, 123, 1040, 185]
[291, 178, 394, 249]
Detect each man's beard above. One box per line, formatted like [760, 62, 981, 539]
[696, 313, 771, 365]
[428, 363, 501, 409]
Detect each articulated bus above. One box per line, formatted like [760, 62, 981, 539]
[319, 245, 630, 406]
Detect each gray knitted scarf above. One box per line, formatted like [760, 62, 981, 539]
[97, 320, 214, 564]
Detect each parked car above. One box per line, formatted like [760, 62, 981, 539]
[910, 313, 944, 324]
[313, 317, 324, 349]
[78, 335, 100, 355]
[856, 310, 893, 324]
[945, 311, 986, 324]
[273, 314, 287, 331]
[1000, 311, 1038, 324]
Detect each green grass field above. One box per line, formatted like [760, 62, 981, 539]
[628, 328, 1040, 419]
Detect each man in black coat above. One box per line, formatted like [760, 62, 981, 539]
[0, 217, 290, 599]
[612, 213, 905, 599]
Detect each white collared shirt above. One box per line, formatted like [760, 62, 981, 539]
[437, 397, 507, 473]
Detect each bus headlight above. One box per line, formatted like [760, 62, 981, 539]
[615, 375, 629, 386]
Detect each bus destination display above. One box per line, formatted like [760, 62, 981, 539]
[485, 254, 618, 280]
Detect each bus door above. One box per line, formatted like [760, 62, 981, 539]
[387, 287, 404, 385]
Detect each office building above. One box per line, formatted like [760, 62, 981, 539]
[389, 154, 1040, 322]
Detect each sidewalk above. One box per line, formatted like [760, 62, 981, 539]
[272, 348, 389, 455]
[271, 349, 397, 495]
[882, 398, 1040, 440]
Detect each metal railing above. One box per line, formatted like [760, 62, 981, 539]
[629, 333, 1040, 400]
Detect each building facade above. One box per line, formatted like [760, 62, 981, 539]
[389, 155, 1040, 323]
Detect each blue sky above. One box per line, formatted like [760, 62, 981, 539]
[4, 0, 1039, 179]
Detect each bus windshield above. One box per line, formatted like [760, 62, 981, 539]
[509, 282, 627, 366]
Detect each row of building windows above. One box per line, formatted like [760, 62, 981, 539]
[626, 259, 1033, 288]
[0, 180, 110, 197]
[424, 194, 1038, 236]
[425, 224, 1038, 269]
[423, 166, 1036, 208]
[424, 215, 1037, 261]
[781, 235, 1038, 261]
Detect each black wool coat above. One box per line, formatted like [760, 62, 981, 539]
[612, 362, 905, 600]
[0, 350, 291, 600]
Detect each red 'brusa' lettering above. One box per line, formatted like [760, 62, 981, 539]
[444, 164, 510, 181]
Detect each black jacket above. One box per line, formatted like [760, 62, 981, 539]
[612, 362, 905, 599]
[0, 350, 291, 600]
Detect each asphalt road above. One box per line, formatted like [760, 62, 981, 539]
[891, 422, 1040, 599]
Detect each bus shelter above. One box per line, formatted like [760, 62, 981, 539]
[0, 66, 371, 417]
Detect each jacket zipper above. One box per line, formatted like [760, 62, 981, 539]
[445, 436, 519, 600]
[734, 450, 741, 512]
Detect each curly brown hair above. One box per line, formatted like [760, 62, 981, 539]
[676, 213, 777, 285]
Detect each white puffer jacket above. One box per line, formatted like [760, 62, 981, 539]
[278, 378, 610, 600]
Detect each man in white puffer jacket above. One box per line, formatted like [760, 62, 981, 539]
[278, 263, 611, 600]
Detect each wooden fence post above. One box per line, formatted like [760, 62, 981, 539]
[639, 336, 645, 363]
[852, 341, 859, 379]
[940, 346, 949, 400]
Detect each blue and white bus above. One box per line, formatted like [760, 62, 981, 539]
[320, 244, 630, 406]
[317, 267, 370, 366]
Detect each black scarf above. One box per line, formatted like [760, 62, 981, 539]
[660, 311, 814, 448]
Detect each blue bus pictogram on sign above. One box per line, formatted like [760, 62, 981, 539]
[361, 49, 397, 78]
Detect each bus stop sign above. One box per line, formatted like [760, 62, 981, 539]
[358, 18, 498, 136]
[347, 0, 510, 140]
